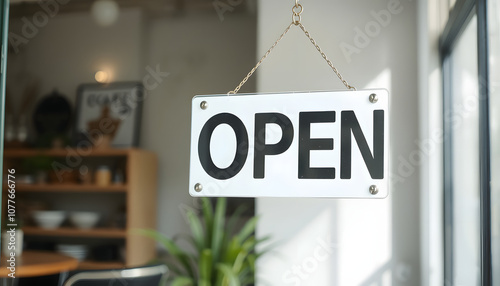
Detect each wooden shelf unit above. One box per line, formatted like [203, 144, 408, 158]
[7, 183, 127, 193]
[4, 148, 134, 158]
[3, 148, 158, 270]
[22, 226, 127, 238]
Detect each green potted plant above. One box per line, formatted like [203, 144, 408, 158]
[22, 155, 53, 184]
[136, 197, 269, 286]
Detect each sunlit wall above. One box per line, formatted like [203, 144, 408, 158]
[256, 0, 419, 285]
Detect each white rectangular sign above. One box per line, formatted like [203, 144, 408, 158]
[189, 90, 389, 198]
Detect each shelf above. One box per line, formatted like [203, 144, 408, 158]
[78, 260, 126, 270]
[4, 148, 138, 158]
[4, 148, 158, 266]
[23, 227, 127, 238]
[10, 183, 127, 193]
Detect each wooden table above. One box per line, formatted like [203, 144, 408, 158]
[0, 250, 78, 284]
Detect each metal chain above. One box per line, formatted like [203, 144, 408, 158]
[228, 2, 356, 94]
[228, 23, 294, 95]
[297, 23, 356, 91]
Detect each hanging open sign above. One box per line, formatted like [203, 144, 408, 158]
[189, 90, 389, 198]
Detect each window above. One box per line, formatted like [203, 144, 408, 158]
[441, 0, 492, 285]
[450, 15, 481, 285]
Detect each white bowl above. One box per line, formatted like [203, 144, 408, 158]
[69, 212, 100, 229]
[56, 244, 88, 261]
[32, 211, 66, 229]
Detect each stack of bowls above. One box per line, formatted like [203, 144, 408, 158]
[56, 244, 88, 261]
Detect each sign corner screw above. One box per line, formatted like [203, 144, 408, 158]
[369, 93, 378, 103]
[369, 185, 378, 195]
[194, 183, 203, 192]
[200, 101, 208, 110]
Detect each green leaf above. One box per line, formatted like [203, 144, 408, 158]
[237, 267, 254, 285]
[255, 238, 278, 259]
[216, 263, 240, 286]
[186, 209, 205, 252]
[132, 229, 195, 278]
[171, 276, 195, 286]
[232, 250, 249, 274]
[225, 204, 249, 237]
[211, 197, 227, 263]
[246, 253, 256, 273]
[198, 280, 211, 286]
[199, 249, 213, 283]
[222, 203, 249, 264]
[242, 235, 270, 254]
[241, 236, 257, 253]
[236, 216, 258, 244]
[223, 237, 242, 264]
[201, 198, 214, 248]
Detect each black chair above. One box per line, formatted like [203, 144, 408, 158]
[63, 264, 168, 286]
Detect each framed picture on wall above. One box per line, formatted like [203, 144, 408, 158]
[74, 82, 144, 148]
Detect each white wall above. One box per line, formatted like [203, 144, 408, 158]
[7, 9, 143, 106]
[256, 1, 420, 285]
[418, 1, 444, 285]
[141, 12, 257, 238]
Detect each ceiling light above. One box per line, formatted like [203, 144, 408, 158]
[91, 0, 120, 27]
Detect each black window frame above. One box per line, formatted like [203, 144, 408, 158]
[0, 0, 8, 238]
[440, 0, 492, 285]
